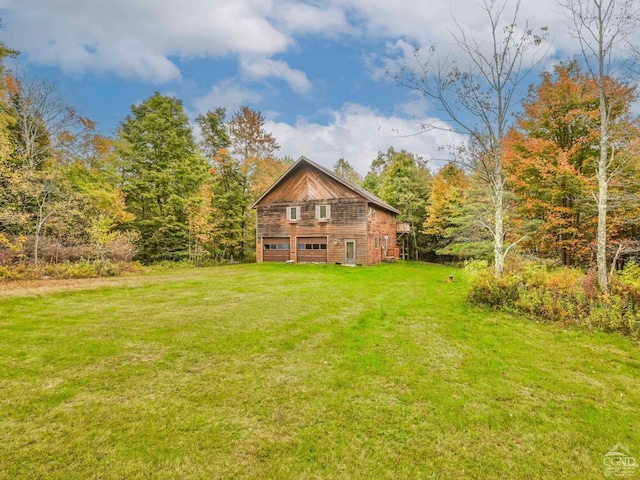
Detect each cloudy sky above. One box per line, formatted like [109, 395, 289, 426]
[0, 0, 632, 174]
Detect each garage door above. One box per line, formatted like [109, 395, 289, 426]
[297, 237, 327, 263]
[263, 237, 290, 262]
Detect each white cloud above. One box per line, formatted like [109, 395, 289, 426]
[266, 103, 464, 175]
[239, 56, 312, 94]
[2, 0, 289, 82]
[192, 80, 263, 116]
[337, 0, 564, 47]
[271, 2, 352, 37]
[1, 1, 572, 79]
[2, 0, 628, 91]
[365, 39, 418, 82]
[393, 94, 433, 119]
[365, 7, 557, 87]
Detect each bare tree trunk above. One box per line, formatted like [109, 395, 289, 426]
[558, 0, 640, 291]
[34, 228, 40, 267]
[596, 4, 610, 293]
[610, 242, 624, 277]
[34, 196, 46, 267]
[391, 0, 548, 277]
[596, 134, 609, 292]
[493, 180, 505, 277]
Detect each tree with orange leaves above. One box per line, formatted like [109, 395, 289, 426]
[195, 107, 287, 262]
[505, 61, 638, 266]
[558, 0, 640, 292]
[228, 106, 284, 258]
[424, 162, 468, 253]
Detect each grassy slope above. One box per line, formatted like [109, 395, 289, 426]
[0, 262, 638, 479]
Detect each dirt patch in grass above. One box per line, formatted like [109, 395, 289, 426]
[0, 276, 147, 297]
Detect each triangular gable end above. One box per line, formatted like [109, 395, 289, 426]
[251, 156, 400, 215]
[256, 162, 361, 204]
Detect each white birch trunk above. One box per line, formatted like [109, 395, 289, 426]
[493, 179, 505, 277]
[596, 89, 609, 292]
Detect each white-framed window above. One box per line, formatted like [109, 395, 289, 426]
[315, 204, 331, 221]
[286, 206, 300, 222]
[383, 235, 389, 251]
[370, 206, 376, 219]
[374, 236, 380, 249]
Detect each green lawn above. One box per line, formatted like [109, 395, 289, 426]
[1, 262, 639, 479]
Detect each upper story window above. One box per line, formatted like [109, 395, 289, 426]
[370, 206, 376, 220]
[315, 204, 331, 221]
[286, 206, 300, 222]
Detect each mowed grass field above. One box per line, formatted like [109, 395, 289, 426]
[1, 262, 639, 479]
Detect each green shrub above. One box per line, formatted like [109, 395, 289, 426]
[588, 295, 640, 341]
[0, 261, 143, 282]
[0, 264, 40, 281]
[467, 270, 520, 309]
[467, 259, 640, 342]
[617, 260, 640, 288]
[515, 286, 588, 325]
[612, 262, 640, 306]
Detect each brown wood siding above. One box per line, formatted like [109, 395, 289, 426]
[260, 164, 361, 204]
[367, 206, 398, 265]
[256, 199, 368, 264]
[255, 160, 400, 266]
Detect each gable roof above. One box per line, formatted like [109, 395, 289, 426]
[251, 156, 401, 215]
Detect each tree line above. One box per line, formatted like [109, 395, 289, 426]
[364, 59, 639, 274]
[391, 0, 640, 294]
[0, 58, 638, 273]
[1, 0, 640, 291]
[0, 29, 290, 268]
[0, 66, 290, 266]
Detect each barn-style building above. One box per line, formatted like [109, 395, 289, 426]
[251, 156, 405, 265]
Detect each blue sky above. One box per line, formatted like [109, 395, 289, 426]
[0, 0, 635, 174]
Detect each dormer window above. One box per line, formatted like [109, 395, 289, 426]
[287, 206, 299, 222]
[316, 204, 331, 221]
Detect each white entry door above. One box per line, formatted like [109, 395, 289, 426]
[345, 240, 356, 265]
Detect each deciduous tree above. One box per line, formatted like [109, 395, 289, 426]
[333, 158, 362, 185]
[117, 92, 208, 262]
[505, 61, 600, 265]
[392, 0, 548, 276]
[227, 106, 282, 259]
[423, 162, 468, 254]
[368, 148, 431, 260]
[558, 0, 640, 291]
